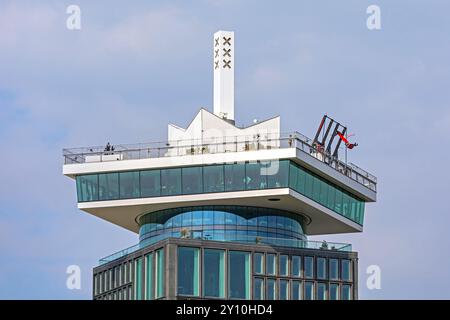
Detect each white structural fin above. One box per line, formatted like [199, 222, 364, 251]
[213, 30, 234, 123]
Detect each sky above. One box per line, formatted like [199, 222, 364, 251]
[0, 0, 449, 299]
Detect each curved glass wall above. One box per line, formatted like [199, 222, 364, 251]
[138, 206, 306, 246]
[76, 159, 365, 225]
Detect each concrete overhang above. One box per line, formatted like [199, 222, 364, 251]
[77, 188, 363, 236]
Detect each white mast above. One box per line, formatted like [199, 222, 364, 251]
[213, 30, 234, 123]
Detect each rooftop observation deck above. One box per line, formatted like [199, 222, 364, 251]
[63, 132, 377, 192]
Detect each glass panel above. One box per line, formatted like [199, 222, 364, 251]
[253, 278, 264, 300]
[292, 256, 301, 277]
[203, 165, 224, 193]
[156, 249, 165, 298]
[266, 254, 276, 276]
[342, 285, 352, 300]
[177, 247, 199, 296]
[329, 259, 339, 280]
[304, 170, 313, 198]
[203, 249, 225, 298]
[224, 163, 245, 191]
[342, 260, 352, 281]
[266, 279, 276, 300]
[334, 188, 343, 214]
[292, 281, 302, 300]
[330, 283, 339, 300]
[312, 176, 321, 202]
[304, 256, 314, 278]
[134, 258, 142, 300]
[182, 167, 203, 195]
[304, 281, 314, 300]
[228, 251, 250, 299]
[326, 184, 335, 210]
[317, 283, 327, 300]
[253, 253, 264, 274]
[245, 162, 266, 190]
[98, 173, 119, 200]
[266, 159, 289, 188]
[161, 168, 181, 196]
[145, 254, 153, 300]
[119, 171, 140, 199]
[77, 174, 99, 202]
[279, 280, 288, 300]
[317, 257, 327, 280]
[203, 210, 214, 225]
[140, 170, 161, 197]
[279, 255, 288, 276]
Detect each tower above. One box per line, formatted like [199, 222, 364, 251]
[63, 31, 377, 300]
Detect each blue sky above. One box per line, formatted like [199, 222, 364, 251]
[1, 0, 449, 299]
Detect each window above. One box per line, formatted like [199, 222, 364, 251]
[267, 160, 289, 188]
[98, 173, 119, 200]
[317, 283, 327, 300]
[266, 254, 277, 276]
[253, 253, 264, 274]
[330, 283, 339, 300]
[203, 249, 225, 298]
[161, 168, 181, 196]
[266, 279, 276, 300]
[224, 163, 245, 191]
[342, 260, 352, 282]
[279, 255, 288, 276]
[304, 281, 314, 300]
[342, 284, 352, 300]
[253, 278, 264, 300]
[292, 281, 302, 300]
[156, 249, 165, 298]
[119, 171, 140, 199]
[279, 280, 289, 300]
[317, 257, 327, 280]
[76, 174, 98, 201]
[304, 256, 314, 278]
[140, 170, 160, 197]
[145, 254, 153, 300]
[203, 165, 224, 192]
[245, 162, 266, 190]
[182, 167, 203, 195]
[177, 247, 199, 296]
[329, 259, 339, 280]
[228, 251, 250, 299]
[292, 256, 301, 277]
[134, 258, 142, 300]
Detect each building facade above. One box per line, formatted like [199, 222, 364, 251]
[63, 31, 376, 300]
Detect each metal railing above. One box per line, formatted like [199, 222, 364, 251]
[98, 235, 352, 265]
[63, 132, 376, 192]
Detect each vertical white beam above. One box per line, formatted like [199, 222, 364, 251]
[213, 30, 234, 122]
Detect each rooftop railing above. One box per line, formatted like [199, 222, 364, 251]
[98, 234, 353, 265]
[63, 132, 376, 192]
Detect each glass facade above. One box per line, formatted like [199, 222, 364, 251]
[94, 247, 356, 301]
[329, 258, 339, 280]
[305, 281, 314, 300]
[292, 256, 301, 277]
[76, 160, 365, 225]
[228, 251, 250, 299]
[138, 206, 306, 247]
[330, 283, 339, 300]
[342, 259, 352, 282]
[292, 281, 302, 300]
[156, 249, 164, 299]
[317, 283, 327, 300]
[253, 278, 264, 300]
[177, 247, 199, 296]
[279, 255, 288, 276]
[267, 254, 277, 276]
[304, 256, 314, 278]
[266, 279, 276, 300]
[253, 253, 264, 274]
[317, 257, 327, 280]
[203, 249, 225, 298]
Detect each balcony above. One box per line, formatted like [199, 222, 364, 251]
[63, 132, 377, 192]
[98, 234, 353, 265]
